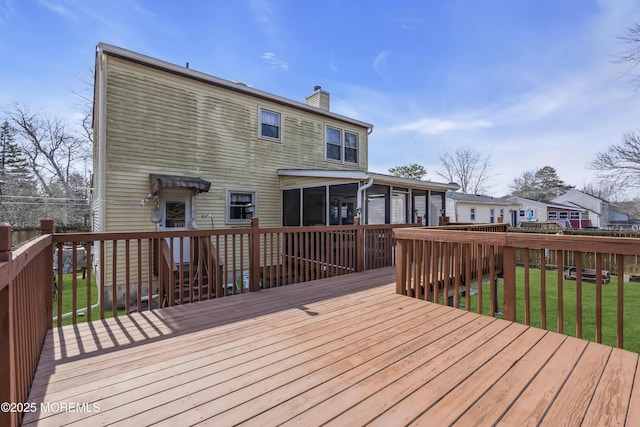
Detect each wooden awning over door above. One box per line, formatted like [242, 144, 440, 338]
[150, 174, 211, 195]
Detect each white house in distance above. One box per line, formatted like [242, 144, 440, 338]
[445, 193, 520, 226]
[552, 189, 629, 229]
[508, 196, 589, 228]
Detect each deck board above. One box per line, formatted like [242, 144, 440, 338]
[22, 267, 640, 426]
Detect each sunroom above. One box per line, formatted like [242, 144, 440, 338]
[278, 170, 459, 227]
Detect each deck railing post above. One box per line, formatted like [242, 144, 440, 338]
[0, 223, 13, 427]
[354, 217, 363, 272]
[40, 220, 54, 329]
[250, 218, 260, 292]
[502, 245, 517, 321]
[395, 237, 406, 295]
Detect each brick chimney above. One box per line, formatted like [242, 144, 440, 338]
[305, 85, 330, 111]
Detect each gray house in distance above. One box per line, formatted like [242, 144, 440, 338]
[552, 190, 629, 229]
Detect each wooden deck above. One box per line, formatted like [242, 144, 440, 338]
[23, 267, 639, 426]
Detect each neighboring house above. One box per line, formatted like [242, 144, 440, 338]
[92, 43, 459, 236]
[445, 193, 520, 227]
[552, 189, 629, 229]
[507, 196, 590, 228]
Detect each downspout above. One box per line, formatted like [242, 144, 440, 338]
[357, 178, 374, 224]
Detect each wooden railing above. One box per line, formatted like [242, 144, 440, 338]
[1, 220, 54, 427]
[43, 218, 421, 327]
[394, 226, 640, 351]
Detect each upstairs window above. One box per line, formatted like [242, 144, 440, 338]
[326, 126, 342, 161]
[259, 108, 281, 141]
[345, 131, 358, 163]
[325, 126, 359, 164]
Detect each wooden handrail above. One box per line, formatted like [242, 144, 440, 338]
[394, 225, 640, 351]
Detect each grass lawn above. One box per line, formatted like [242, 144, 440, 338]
[464, 266, 640, 354]
[53, 272, 127, 326]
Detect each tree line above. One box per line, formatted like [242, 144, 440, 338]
[0, 103, 92, 228]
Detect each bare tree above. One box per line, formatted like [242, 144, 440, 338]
[616, 23, 640, 89]
[588, 131, 640, 191]
[6, 103, 91, 196]
[581, 180, 626, 202]
[436, 147, 494, 194]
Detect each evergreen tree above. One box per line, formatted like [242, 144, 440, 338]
[509, 166, 573, 202]
[0, 120, 40, 226]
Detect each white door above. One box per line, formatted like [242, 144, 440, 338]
[159, 189, 193, 264]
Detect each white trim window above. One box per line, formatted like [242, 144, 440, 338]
[227, 190, 257, 224]
[570, 212, 581, 220]
[548, 211, 558, 220]
[470, 208, 476, 221]
[325, 125, 359, 164]
[259, 108, 281, 141]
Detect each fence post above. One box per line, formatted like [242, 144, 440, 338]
[41, 220, 54, 329]
[354, 217, 363, 272]
[250, 218, 260, 292]
[502, 246, 517, 321]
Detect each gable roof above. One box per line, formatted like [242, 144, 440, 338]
[447, 192, 516, 205]
[96, 43, 373, 130]
[508, 196, 584, 211]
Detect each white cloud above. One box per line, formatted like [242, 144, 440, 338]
[261, 52, 289, 71]
[249, 0, 276, 37]
[391, 117, 494, 135]
[0, 0, 15, 23]
[372, 50, 389, 78]
[36, 0, 77, 20]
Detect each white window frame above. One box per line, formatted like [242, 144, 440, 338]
[226, 190, 257, 224]
[470, 208, 476, 221]
[548, 211, 558, 220]
[258, 107, 281, 142]
[570, 211, 581, 220]
[490, 208, 495, 223]
[325, 125, 359, 164]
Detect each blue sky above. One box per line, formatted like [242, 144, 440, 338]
[1, 0, 640, 197]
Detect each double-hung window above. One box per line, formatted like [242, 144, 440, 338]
[344, 131, 358, 163]
[326, 126, 342, 161]
[259, 108, 281, 141]
[325, 126, 359, 164]
[227, 191, 256, 224]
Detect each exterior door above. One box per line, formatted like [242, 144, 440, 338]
[159, 189, 193, 264]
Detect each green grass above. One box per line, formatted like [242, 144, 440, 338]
[53, 272, 127, 326]
[463, 267, 640, 354]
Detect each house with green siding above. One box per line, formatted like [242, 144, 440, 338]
[92, 42, 458, 236]
[91, 43, 462, 307]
